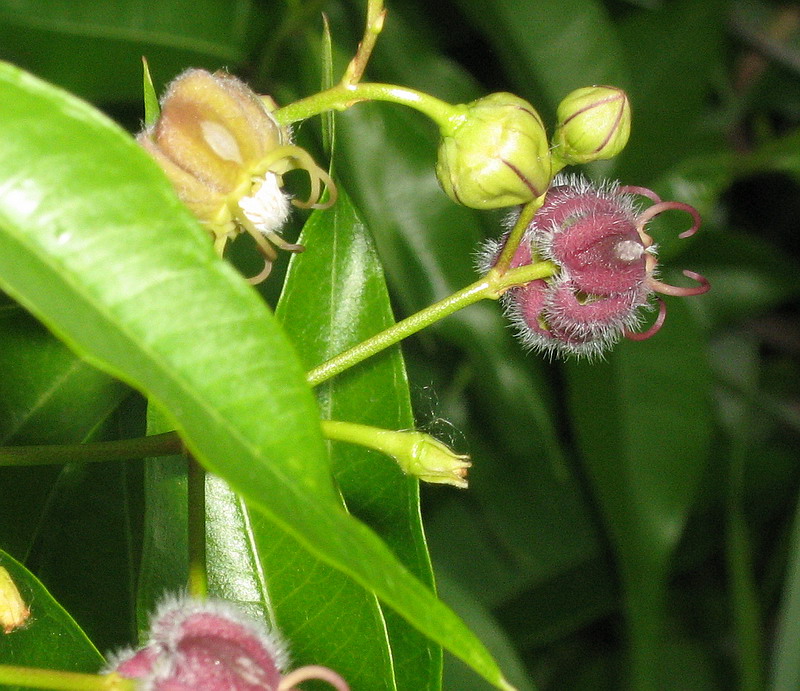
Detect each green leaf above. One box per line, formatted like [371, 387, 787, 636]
[141, 57, 160, 128]
[438, 571, 537, 691]
[0, 549, 104, 674]
[563, 300, 713, 686]
[274, 188, 441, 690]
[0, 64, 510, 690]
[0, 0, 262, 102]
[134, 406, 189, 635]
[29, 453, 143, 653]
[0, 306, 130, 560]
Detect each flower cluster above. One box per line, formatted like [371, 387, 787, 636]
[107, 597, 349, 691]
[480, 175, 710, 358]
[138, 69, 335, 282]
[435, 85, 632, 210]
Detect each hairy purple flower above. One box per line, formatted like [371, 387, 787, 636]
[480, 175, 709, 358]
[107, 597, 349, 691]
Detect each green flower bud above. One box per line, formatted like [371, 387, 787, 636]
[552, 86, 631, 165]
[436, 93, 551, 209]
[398, 433, 472, 489]
[321, 421, 471, 489]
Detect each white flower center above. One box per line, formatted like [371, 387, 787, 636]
[238, 173, 291, 235]
[615, 239, 645, 262]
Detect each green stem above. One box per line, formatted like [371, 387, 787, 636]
[306, 260, 557, 387]
[0, 432, 183, 467]
[341, 0, 386, 85]
[0, 667, 134, 691]
[187, 456, 208, 599]
[273, 82, 461, 132]
[492, 195, 545, 275]
[0, 260, 557, 468]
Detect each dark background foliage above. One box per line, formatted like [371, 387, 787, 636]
[0, 0, 798, 689]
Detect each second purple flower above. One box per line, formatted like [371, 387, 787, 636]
[480, 175, 710, 358]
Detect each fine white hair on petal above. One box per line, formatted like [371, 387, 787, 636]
[154, 594, 289, 668]
[474, 236, 503, 275]
[102, 645, 138, 674]
[238, 172, 292, 235]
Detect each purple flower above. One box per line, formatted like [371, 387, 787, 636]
[107, 597, 349, 691]
[480, 175, 709, 358]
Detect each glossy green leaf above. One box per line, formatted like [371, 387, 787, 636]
[563, 300, 713, 686]
[0, 549, 103, 673]
[0, 63, 510, 690]
[0, 0, 261, 102]
[0, 306, 130, 559]
[136, 405, 277, 634]
[274, 188, 440, 690]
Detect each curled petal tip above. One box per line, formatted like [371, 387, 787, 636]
[619, 185, 662, 204]
[278, 664, 350, 691]
[681, 269, 711, 294]
[624, 298, 666, 341]
[648, 270, 710, 297]
[634, 199, 702, 243]
[246, 258, 273, 285]
[672, 202, 702, 238]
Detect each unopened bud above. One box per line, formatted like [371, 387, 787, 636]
[398, 433, 471, 489]
[436, 93, 551, 209]
[552, 86, 631, 165]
